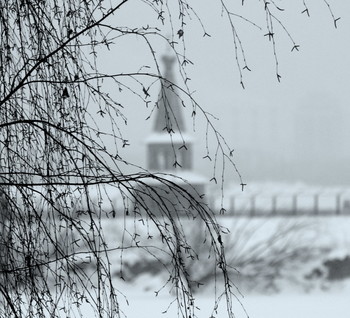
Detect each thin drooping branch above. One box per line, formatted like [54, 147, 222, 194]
[1, 0, 130, 107]
[0, 1, 341, 318]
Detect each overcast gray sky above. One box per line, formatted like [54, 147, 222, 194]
[96, 1, 350, 186]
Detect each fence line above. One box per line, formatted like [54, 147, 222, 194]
[211, 192, 350, 217]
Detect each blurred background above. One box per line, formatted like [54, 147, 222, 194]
[104, 1, 350, 186]
[87, 1, 350, 317]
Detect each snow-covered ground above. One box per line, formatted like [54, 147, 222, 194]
[117, 288, 350, 318]
[20, 181, 350, 318]
[16, 211, 350, 318]
[90, 213, 350, 318]
[72, 274, 350, 318]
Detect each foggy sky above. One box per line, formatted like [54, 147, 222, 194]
[96, 1, 350, 186]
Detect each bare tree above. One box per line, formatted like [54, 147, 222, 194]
[0, 1, 341, 318]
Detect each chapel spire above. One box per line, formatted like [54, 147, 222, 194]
[141, 53, 207, 216]
[146, 53, 191, 171]
[153, 54, 185, 133]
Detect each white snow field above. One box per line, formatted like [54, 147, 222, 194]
[89, 212, 350, 318]
[18, 183, 350, 318]
[73, 276, 350, 318]
[16, 212, 350, 318]
[122, 290, 350, 318]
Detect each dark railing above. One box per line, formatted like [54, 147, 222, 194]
[210, 192, 350, 217]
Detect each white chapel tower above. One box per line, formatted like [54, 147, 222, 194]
[143, 54, 207, 215]
[146, 54, 192, 171]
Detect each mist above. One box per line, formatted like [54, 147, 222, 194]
[96, 1, 350, 187]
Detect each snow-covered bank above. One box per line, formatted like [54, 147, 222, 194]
[121, 290, 350, 318]
[86, 214, 350, 302]
[13, 214, 350, 318]
[72, 277, 350, 318]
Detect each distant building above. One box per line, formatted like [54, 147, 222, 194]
[146, 54, 192, 171]
[136, 54, 207, 216]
